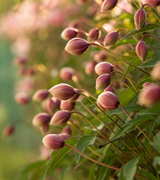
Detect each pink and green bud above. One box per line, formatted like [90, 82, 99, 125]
[32, 113, 51, 127]
[59, 67, 75, 80]
[32, 89, 49, 102]
[101, 0, 118, 12]
[59, 133, 70, 140]
[134, 9, 146, 30]
[136, 41, 148, 61]
[96, 74, 111, 90]
[61, 27, 78, 41]
[15, 92, 30, 105]
[62, 126, 71, 134]
[88, 28, 100, 41]
[50, 110, 70, 125]
[42, 134, 65, 150]
[95, 62, 114, 75]
[65, 38, 89, 56]
[97, 91, 120, 110]
[141, 0, 160, 6]
[139, 84, 160, 105]
[60, 101, 76, 111]
[85, 60, 97, 75]
[104, 86, 114, 93]
[151, 61, 160, 81]
[49, 83, 75, 100]
[104, 31, 118, 46]
[3, 125, 15, 137]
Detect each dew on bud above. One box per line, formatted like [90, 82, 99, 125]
[32, 113, 51, 127]
[136, 41, 148, 61]
[96, 74, 111, 90]
[134, 9, 146, 30]
[101, 0, 118, 12]
[104, 31, 118, 46]
[32, 89, 49, 102]
[95, 62, 113, 75]
[61, 27, 78, 41]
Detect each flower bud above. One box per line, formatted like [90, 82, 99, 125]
[104, 86, 114, 93]
[112, 81, 120, 90]
[65, 38, 89, 56]
[67, 92, 79, 102]
[60, 101, 76, 111]
[14, 57, 27, 66]
[42, 134, 65, 150]
[143, 82, 152, 88]
[62, 126, 71, 134]
[52, 97, 61, 109]
[50, 110, 70, 125]
[139, 84, 160, 105]
[141, 0, 160, 7]
[32, 89, 49, 102]
[97, 91, 120, 110]
[61, 27, 78, 41]
[92, 51, 107, 62]
[151, 61, 160, 80]
[96, 74, 111, 90]
[49, 83, 75, 100]
[88, 28, 100, 41]
[46, 98, 56, 114]
[104, 31, 118, 46]
[32, 113, 51, 127]
[101, 0, 118, 12]
[15, 92, 30, 105]
[59, 67, 75, 80]
[3, 125, 15, 137]
[85, 60, 97, 75]
[136, 41, 148, 61]
[134, 9, 146, 30]
[59, 133, 70, 140]
[40, 125, 49, 134]
[95, 62, 114, 75]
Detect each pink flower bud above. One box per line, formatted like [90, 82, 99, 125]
[61, 27, 78, 41]
[151, 61, 160, 80]
[46, 98, 56, 114]
[59, 67, 75, 80]
[60, 101, 76, 111]
[97, 91, 120, 110]
[141, 0, 160, 6]
[15, 92, 30, 105]
[88, 28, 100, 41]
[92, 51, 107, 62]
[95, 62, 114, 75]
[139, 84, 160, 105]
[32, 113, 51, 127]
[3, 125, 15, 137]
[85, 60, 97, 75]
[49, 83, 75, 100]
[143, 82, 152, 88]
[112, 81, 120, 90]
[136, 41, 148, 61]
[32, 89, 49, 102]
[40, 125, 49, 134]
[65, 38, 89, 56]
[52, 97, 61, 109]
[104, 31, 118, 46]
[42, 134, 65, 150]
[101, 0, 118, 12]
[62, 126, 71, 134]
[50, 110, 70, 125]
[104, 86, 114, 93]
[134, 9, 146, 30]
[59, 133, 70, 140]
[67, 92, 79, 102]
[96, 74, 111, 90]
[14, 57, 27, 66]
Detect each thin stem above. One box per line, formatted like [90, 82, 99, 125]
[142, 3, 160, 15]
[77, 29, 89, 36]
[89, 42, 150, 76]
[65, 144, 150, 180]
[81, 89, 97, 100]
[145, 9, 160, 22]
[72, 75, 82, 89]
[142, 34, 160, 42]
[87, 147, 101, 157]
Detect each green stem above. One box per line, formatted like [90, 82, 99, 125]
[142, 34, 160, 42]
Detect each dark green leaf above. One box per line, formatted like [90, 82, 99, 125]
[89, 163, 97, 180]
[151, 133, 160, 151]
[138, 58, 159, 68]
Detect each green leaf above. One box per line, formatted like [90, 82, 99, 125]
[138, 169, 157, 180]
[153, 156, 160, 166]
[151, 133, 160, 151]
[89, 163, 97, 180]
[76, 134, 96, 163]
[138, 102, 160, 115]
[138, 58, 159, 68]
[43, 136, 79, 179]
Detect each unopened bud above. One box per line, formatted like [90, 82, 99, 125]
[46, 98, 56, 114]
[65, 38, 89, 56]
[96, 74, 111, 90]
[95, 62, 113, 75]
[50, 110, 70, 125]
[59, 133, 70, 140]
[49, 83, 75, 100]
[32, 89, 49, 102]
[52, 97, 61, 109]
[104, 31, 118, 46]
[136, 41, 148, 61]
[134, 9, 146, 30]
[143, 82, 152, 88]
[85, 60, 97, 75]
[14, 57, 27, 66]
[141, 0, 160, 7]
[88, 28, 100, 41]
[139, 84, 160, 105]
[40, 125, 49, 134]
[101, 0, 118, 12]
[15, 92, 30, 105]
[67, 92, 79, 102]
[32, 113, 51, 127]
[62, 126, 71, 134]
[104, 86, 114, 93]
[151, 61, 160, 80]
[59, 67, 75, 80]
[3, 125, 15, 137]
[61, 27, 78, 40]
[92, 51, 107, 62]
[97, 91, 120, 110]
[60, 101, 76, 111]
[42, 134, 65, 150]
